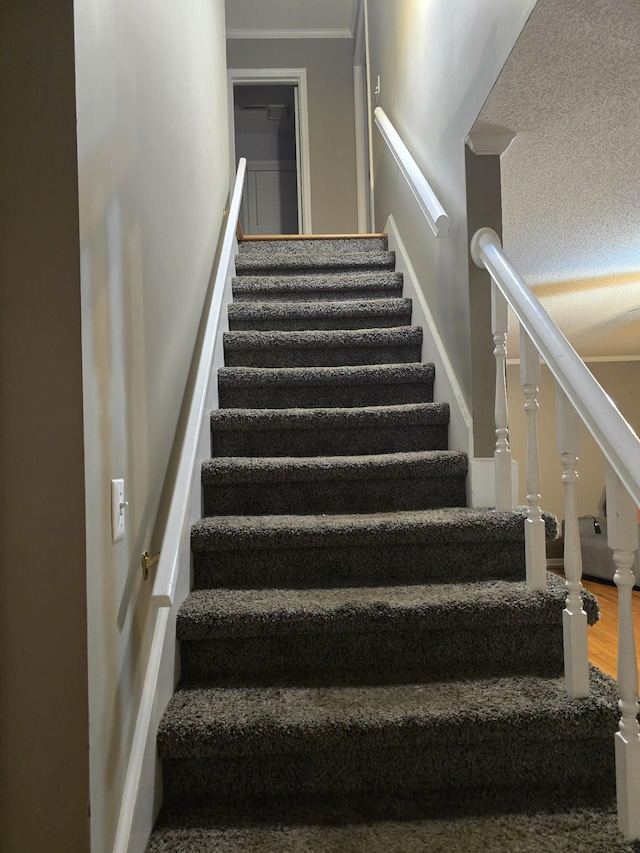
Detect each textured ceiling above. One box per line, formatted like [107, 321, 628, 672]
[225, 0, 359, 37]
[478, 0, 640, 359]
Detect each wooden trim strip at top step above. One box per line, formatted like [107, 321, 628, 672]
[239, 233, 387, 242]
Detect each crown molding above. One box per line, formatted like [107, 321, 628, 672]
[226, 28, 353, 40]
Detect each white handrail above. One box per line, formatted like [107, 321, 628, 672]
[470, 227, 640, 508]
[373, 106, 450, 238]
[151, 158, 247, 607]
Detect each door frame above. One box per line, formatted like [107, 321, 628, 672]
[228, 68, 313, 234]
[353, 0, 373, 232]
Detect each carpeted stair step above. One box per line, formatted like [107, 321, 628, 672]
[201, 450, 467, 516]
[232, 271, 405, 302]
[157, 667, 617, 807]
[218, 362, 435, 409]
[234, 250, 396, 276]
[191, 508, 558, 589]
[227, 298, 413, 331]
[210, 402, 450, 457]
[238, 236, 389, 254]
[147, 792, 640, 853]
[177, 574, 599, 684]
[223, 326, 423, 368]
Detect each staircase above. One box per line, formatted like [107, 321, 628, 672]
[147, 236, 630, 851]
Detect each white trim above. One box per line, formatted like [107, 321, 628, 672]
[353, 0, 371, 232]
[228, 69, 313, 234]
[112, 608, 170, 853]
[466, 120, 517, 156]
[364, 0, 375, 227]
[226, 28, 353, 40]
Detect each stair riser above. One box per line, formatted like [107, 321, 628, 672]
[192, 541, 527, 589]
[234, 258, 396, 277]
[211, 424, 449, 457]
[202, 477, 466, 517]
[161, 739, 614, 807]
[228, 313, 412, 332]
[218, 382, 434, 409]
[223, 343, 422, 369]
[233, 287, 405, 303]
[179, 624, 565, 684]
[238, 238, 389, 254]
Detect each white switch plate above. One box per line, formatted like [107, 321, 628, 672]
[111, 479, 126, 543]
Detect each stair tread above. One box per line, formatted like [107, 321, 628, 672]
[177, 574, 598, 640]
[210, 402, 450, 431]
[235, 250, 396, 274]
[201, 450, 467, 484]
[158, 667, 617, 759]
[191, 507, 558, 551]
[148, 795, 635, 853]
[223, 326, 421, 350]
[227, 298, 411, 319]
[232, 271, 403, 295]
[218, 362, 434, 387]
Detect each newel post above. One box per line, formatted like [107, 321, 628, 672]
[556, 387, 589, 698]
[605, 463, 640, 841]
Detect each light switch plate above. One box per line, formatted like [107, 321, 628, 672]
[111, 479, 126, 543]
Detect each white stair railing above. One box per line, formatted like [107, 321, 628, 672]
[152, 158, 247, 607]
[471, 226, 640, 841]
[373, 107, 450, 238]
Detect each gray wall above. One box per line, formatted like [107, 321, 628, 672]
[366, 0, 537, 435]
[73, 0, 231, 849]
[0, 3, 90, 850]
[226, 38, 359, 234]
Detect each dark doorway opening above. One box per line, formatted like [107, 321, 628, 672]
[233, 84, 300, 235]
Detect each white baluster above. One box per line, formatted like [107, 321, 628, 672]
[605, 464, 640, 841]
[556, 387, 589, 698]
[492, 283, 512, 511]
[520, 329, 546, 591]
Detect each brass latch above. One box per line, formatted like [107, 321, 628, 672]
[141, 550, 160, 580]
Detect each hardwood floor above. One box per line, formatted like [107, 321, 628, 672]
[581, 577, 640, 679]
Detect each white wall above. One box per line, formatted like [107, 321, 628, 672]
[226, 38, 359, 233]
[366, 0, 537, 413]
[73, 2, 230, 850]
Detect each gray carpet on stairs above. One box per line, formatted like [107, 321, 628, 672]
[147, 234, 625, 852]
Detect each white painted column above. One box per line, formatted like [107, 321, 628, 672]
[556, 387, 589, 698]
[605, 463, 640, 841]
[520, 329, 546, 591]
[492, 282, 512, 511]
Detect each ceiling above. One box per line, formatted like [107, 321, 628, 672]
[477, 0, 640, 360]
[225, 0, 359, 39]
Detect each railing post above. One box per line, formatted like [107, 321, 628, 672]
[520, 329, 546, 591]
[491, 282, 512, 511]
[556, 386, 590, 698]
[605, 463, 640, 841]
